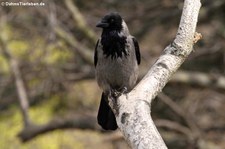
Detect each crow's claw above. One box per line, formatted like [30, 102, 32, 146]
[120, 87, 128, 94]
[109, 89, 121, 99]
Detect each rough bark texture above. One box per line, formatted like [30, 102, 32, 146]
[108, 0, 202, 148]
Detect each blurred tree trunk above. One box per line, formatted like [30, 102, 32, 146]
[0, 32, 31, 127]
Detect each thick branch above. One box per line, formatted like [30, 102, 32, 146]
[134, 1, 201, 101]
[109, 0, 202, 149]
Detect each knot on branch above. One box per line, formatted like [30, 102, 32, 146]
[121, 112, 130, 124]
[164, 42, 188, 57]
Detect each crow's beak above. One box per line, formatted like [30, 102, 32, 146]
[96, 21, 109, 28]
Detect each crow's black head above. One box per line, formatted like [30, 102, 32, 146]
[96, 12, 123, 31]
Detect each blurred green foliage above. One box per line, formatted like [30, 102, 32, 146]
[0, 97, 104, 149]
[0, 55, 9, 74]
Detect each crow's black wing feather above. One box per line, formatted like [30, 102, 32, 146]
[132, 37, 141, 65]
[97, 93, 117, 130]
[94, 40, 99, 67]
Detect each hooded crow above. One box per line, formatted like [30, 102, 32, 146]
[95, 12, 141, 130]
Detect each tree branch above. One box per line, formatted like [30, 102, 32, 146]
[170, 70, 225, 90]
[54, 25, 93, 64]
[155, 119, 192, 138]
[158, 93, 201, 139]
[108, 0, 202, 148]
[0, 36, 31, 127]
[18, 115, 99, 142]
[64, 0, 97, 45]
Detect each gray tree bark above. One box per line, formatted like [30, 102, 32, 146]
[108, 0, 202, 148]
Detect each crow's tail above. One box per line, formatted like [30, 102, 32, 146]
[97, 93, 117, 130]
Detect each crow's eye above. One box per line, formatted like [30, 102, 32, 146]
[110, 19, 115, 23]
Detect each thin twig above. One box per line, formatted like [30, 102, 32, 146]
[158, 92, 201, 139]
[64, 0, 97, 45]
[54, 25, 93, 64]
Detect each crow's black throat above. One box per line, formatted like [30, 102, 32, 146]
[101, 30, 127, 59]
